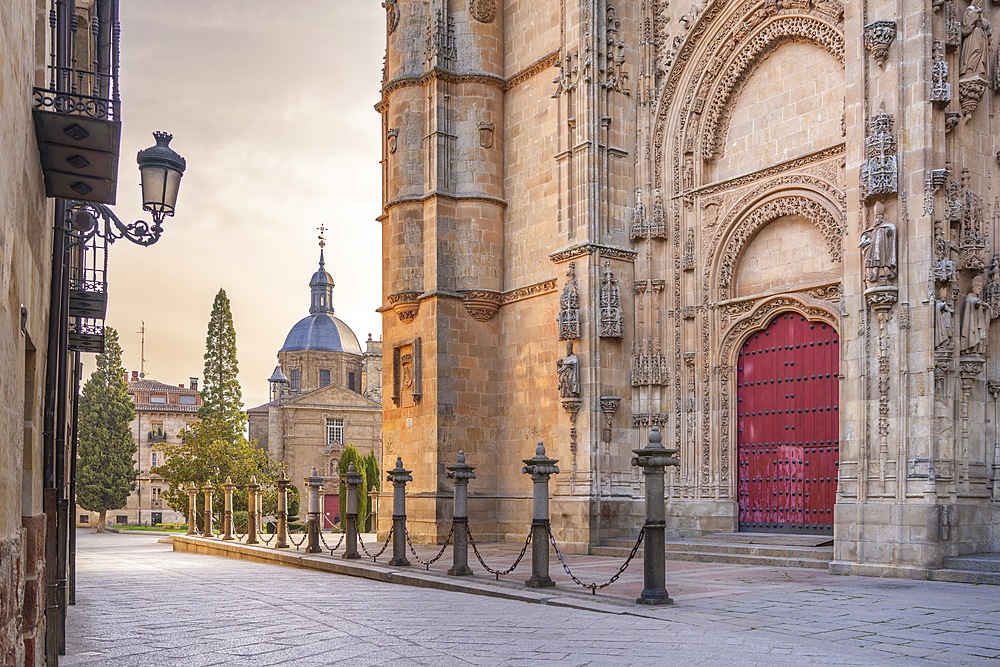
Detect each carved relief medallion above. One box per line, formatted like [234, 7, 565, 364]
[469, 0, 496, 24]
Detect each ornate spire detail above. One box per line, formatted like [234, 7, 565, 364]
[309, 227, 335, 315]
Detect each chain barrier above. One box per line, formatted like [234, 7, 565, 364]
[547, 525, 645, 595]
[467, 525, 532, 581]
[232, 520, 247, 541]
[258, 519, 276, 545]
[288, 531, 308, 549]
[318, 530, 345, 555]
[402, 521, 454, 571]
[357, 524, 393, 561]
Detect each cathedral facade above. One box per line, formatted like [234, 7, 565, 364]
[378, 0, 1000, 576]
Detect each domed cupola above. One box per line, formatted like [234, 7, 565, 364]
[279, 229, 362, 355]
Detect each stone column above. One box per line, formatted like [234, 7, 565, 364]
[306, 467, 323, 554]
[343, 462, 363, 560]
[446, 450, 476, 576]
[386, 456, 412, 566]
[186, 483, 198, 536]
[221, 476, 235, 541]
[632, 425, 679, 605]
[201, 481, 214, 538]
[246, 477, 259, 545]
[275, 471, 290, 549]
[522, 442, 558, 588]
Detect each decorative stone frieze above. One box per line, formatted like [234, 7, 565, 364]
[864, 20, 896, 68]
[861, 108, 898, 199]
[632, 412, 668, 427]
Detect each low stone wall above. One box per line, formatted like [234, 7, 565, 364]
[0, 515, 45, 667]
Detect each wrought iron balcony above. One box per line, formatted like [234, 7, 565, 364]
[33, 0, 121, 204]
[68, 319, 105, 354]
[148, 432, 167, 444]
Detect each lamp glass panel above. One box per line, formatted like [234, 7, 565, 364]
[140, 165, 168, 213]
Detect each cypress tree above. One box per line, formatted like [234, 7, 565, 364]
[338, 445, 369, 531]
[199, 288, 245, 441]
[76, 328, 137, 532]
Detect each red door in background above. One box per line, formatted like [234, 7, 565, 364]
[736, 313, 839, 535]
[323, 493, 340, 529]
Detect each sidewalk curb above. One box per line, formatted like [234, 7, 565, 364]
[171, 535, 646, 615]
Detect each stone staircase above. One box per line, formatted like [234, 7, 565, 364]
[928, 554, 1000, 585]
[593, 532, 834, 570]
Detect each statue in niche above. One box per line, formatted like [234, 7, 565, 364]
[859, 200, 898, 285]
[960, 275, 992, 355]
[959, 4, 992, 79]
[556, 339, 580, 398]
[935, 286, 955, 350]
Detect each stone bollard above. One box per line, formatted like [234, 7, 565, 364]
[275, 471, 290, 549]
[186, 483, 198, 535]
[446, 450, 476, 576]
[522, 441, 559, 588]
[306, 467, 323, 554]
[343, 462, 363, 560]
[221, 476, 235, 541]
[632, 425, 680, 605]
[386, 456, 412, 566]
[246, 476, 260, 545]
[201, 481, 215, 538]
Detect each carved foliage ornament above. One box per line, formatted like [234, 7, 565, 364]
[469, 0, 496, 24]
[864, 20, 897, 68]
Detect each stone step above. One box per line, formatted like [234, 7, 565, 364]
[928, 568, 1000, 586]
[693, 532, 833, 548]
[594, 539, 833, 569]
[941, 554, 1000, 573]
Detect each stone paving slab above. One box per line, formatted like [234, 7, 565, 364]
[64, 530, 999, 666]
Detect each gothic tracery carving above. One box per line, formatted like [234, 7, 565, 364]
[558, 262, 581, 340]
[599, 262, 624, 338]
[861, 108, 898, 199]
[931, 40, 952, 106]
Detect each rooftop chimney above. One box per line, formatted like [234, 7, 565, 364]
[132, 370, 139, 380]
[190, 377, 199, 391]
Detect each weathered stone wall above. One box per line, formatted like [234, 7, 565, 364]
[1, 0, 52, 661]
[380, 0, 1000, 569]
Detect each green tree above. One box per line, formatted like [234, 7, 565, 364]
[338, 445, 379, 531]
[76, 328, 136, 532]
[155, 419, 278, 516]
[198, 288, 245, 442]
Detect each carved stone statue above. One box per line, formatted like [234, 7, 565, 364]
[935, 286, 955, 350]
[859, 200, 898, 284]
[556, 339, 580, 398]
[960, 275, 992, 355]
[959, 4, 991, 79]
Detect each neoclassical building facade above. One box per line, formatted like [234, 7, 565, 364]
[248, 243, 382, 524]
[378, 0, 999, 576]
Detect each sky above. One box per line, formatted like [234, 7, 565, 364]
[84, 1, 386, 410]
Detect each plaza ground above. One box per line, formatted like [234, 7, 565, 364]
[63, 530, 999, 666]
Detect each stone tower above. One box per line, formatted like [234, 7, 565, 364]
[378, 0, 1000, 573]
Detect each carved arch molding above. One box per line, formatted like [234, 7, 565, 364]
[715, 194, 844, 299]
[718, 295, 840, 369]
[652, 5, 845, 184]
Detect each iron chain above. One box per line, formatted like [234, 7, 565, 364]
[547, 525, 645, 594]
[402, 521, 453, 570]
[357, 524, 393, 561]
[467, 525, 531, 580]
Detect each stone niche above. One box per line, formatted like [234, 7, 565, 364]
[734, 214, 841, 297]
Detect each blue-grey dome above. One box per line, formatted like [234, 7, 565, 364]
[280, 312, 362, 354]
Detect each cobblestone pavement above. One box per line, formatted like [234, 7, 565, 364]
[64, 530, 999, 666]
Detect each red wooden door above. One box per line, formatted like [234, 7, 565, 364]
[736, 313, 839, 534]
[323, 493, 341, 529]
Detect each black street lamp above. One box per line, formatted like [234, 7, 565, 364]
[67, 131, 187, 246]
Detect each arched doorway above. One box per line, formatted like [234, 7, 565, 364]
[736, 312, 839, 534]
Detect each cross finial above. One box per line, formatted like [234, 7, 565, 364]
[317, 224, 326, 249]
